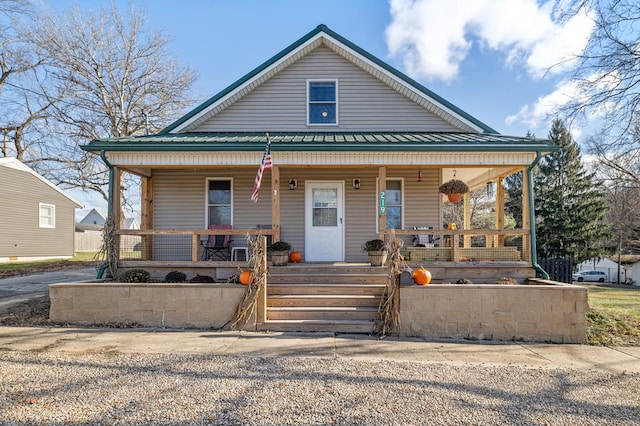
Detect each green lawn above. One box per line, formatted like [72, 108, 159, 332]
[587, 284, 640, 346]
[588, 285, 640, 321]
[0, 252, 102, 273]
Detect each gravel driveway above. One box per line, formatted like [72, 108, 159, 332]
[1, 351, 639, 425]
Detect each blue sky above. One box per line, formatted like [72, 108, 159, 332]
[52, 0, 595, 218]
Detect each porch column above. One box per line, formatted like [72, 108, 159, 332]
[521, 168, 531, 262]
[271, 166, 281, 242]
[463, 192, 471, 248]
[495, 177, 505, 247]
[378, 166, 386, 238]
[141, 176, 153, 261]
[112, 166, 122, 258]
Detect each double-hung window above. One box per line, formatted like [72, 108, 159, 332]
[377, 179, 404, 230]
[39, 203, 55, 228]
[207, 179, 232, 227]
[308, 80, 337, 125]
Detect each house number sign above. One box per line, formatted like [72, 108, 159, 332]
[379, 191, 386, 215]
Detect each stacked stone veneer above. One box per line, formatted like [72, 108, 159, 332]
[400, 283, 588, 343]
[49, 283, 250, 329]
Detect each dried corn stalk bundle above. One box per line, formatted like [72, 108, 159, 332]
[375, 231, 405, 337]
[227, 234, 268, 330]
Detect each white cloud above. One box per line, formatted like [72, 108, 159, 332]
[385, 0, 594, 81]
[506, 72, 618, 139]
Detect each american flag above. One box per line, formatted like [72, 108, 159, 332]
[251, 133, 273, 202]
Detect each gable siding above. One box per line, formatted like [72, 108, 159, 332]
[152, 166, 440, 262]
[0, 167, 77, 258]
[194, 46, 460, 133]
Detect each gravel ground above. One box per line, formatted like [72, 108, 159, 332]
[1, 351, 639, 425]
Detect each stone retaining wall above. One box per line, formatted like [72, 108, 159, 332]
[49, 283, 250, 329]
[400, 283, 588, 343]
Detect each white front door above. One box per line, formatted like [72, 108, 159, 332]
[305, 181, 344, 262]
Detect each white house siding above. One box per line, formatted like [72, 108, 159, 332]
[193, 46, 461, 133]
[0, 165, 77, 260]
[152, 167, 440, 262]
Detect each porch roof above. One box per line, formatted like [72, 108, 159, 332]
[83, 131, 557, 153]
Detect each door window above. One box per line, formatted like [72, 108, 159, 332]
[312, 188, 338, 226]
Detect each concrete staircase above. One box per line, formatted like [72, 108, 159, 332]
[257, 264, 388, 333]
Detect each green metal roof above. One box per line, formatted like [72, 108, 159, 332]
[159, 24, 497, 135]
[82, 132, 557, 153]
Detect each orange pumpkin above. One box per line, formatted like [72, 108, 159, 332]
[412, 268, 432, 285]
[239, 270, 253, 285]
[289, 251, 302, 263]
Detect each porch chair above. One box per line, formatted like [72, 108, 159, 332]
[201, 224, 233, 261]
[412, 226, 439, 247]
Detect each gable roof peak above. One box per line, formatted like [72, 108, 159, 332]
[161, 24, 496, 135]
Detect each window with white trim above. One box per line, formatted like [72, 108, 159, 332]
[206, 179, 233, 227]
[39, 203, 55, 228]
[377, 179, 404, 229]
[308, 80, 337, 125]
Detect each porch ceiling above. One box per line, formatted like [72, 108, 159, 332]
[83, 131, 557, 153]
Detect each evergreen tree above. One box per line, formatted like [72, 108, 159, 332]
[504, 131, 535, 228]
[504, 171, 523, 228]
[534, 119, 609, 263]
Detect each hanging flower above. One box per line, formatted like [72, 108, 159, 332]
[438, 179, 469, 195]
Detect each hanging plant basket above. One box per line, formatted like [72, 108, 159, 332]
[439, 179, 469, 204]
[447, 193, 463, 203]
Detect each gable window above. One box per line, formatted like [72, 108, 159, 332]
[39, 203, 55, 228]
[206, 179, 232, 227]
[377, 179, 404, 230]
[308, 80, 337, 125]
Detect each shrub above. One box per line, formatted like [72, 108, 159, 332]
[165, 270, 187, 283]
[119, 269, 151, 283]
[268, 241, 291, 252]
[362, 239, 385, 252]
[190, 274, 215, 283]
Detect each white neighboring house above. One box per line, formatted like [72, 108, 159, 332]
[76, 208, 139, 252]
[79, 208, 139, 229]
[577, 258, 624, 283]
[619, 255, 640, 286]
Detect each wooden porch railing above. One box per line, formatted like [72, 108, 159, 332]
[115, 228, 277, 262]
[387, 229, 531, 263]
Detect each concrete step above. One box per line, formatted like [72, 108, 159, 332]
[267, 306, 379, 321]
[267, 294, 381, 308]
[256, 319, 376, 333]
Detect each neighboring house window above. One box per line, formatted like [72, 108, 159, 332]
[39, 203, 55, 228]
[377, 179, 404, 229]
[206, 179, 232, 226]
[308, 80, 337, 125]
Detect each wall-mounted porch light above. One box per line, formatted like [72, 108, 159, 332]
[417, 171, 423, 182]
[353, 179, 361, 189]
[289, 179, 297, 190]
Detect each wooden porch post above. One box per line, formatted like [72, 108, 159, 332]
[521, 168, 531, 262]
[141, 176, 154, 261]
[112, 167, 122, 258]
[495, 177, 505, 247]
[378, 166, 386, 239]
[271, 166, 280, 242]
[463, 192, 471, 248]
